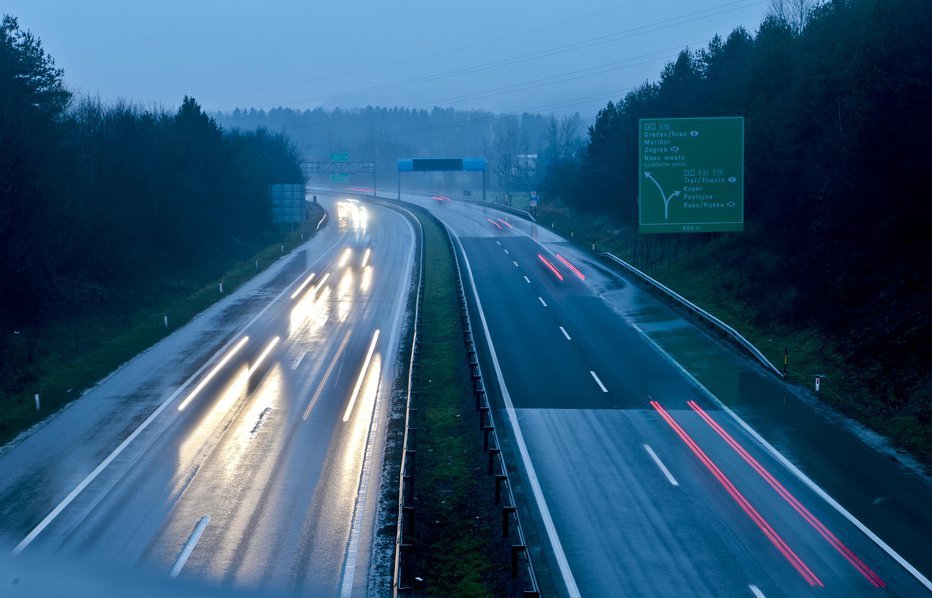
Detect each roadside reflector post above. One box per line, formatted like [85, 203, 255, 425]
[511, 544, 526, 578]
[255, 260, 258, 270]
[34, 393, 40, 411]
[164, 315, 168, 329]
[219, 278, 224, 294]
[814, 374, 825, 392]
[784, 347, 788, 375]
[495, 475, 507, 504]
[281, 244, 284, 254]
[503, 506, 516, 537]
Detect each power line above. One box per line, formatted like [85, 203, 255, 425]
[241, 0, 761, 111]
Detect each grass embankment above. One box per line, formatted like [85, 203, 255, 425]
[535, 198, 931, 466]
[0, 206, 325, 447]
[407, 206, 513, 596]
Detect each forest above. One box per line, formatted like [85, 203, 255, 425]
[543, 0, 931, 447]
[215, 105, 578, 193]
[0, 16, 303, 410]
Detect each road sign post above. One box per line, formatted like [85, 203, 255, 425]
[638, 117, 744, 233]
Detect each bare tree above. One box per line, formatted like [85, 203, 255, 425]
[768, 0, 819, 33]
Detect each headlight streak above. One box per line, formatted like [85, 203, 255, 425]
[342, 329, 380, 422]
[177, 336, 249, 411]
[361, 248, 371, 268]
[338, 248, 353, 268]
[289, 272, 331, 336]
[290, 272, 316, 300]
[249, 336, 280, 376]
[361, 265, 373, 293]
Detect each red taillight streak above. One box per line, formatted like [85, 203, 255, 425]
[537, 254, 564, 281]
[488, 218, 503, 230]
[556, 254, 585, 280]
[497, 218, 513, 229]
[650, 400, 823, 587]
[687, 401, 885, 588]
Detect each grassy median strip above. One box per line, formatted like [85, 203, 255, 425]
[406, 206, 512, 596]
[0, 206, 324, 446]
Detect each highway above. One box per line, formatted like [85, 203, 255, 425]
[0, 194, 415, 596]
[401, 192, 932, 597]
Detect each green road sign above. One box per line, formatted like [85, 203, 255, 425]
[638, 117, 744, 233]
[331, 152, 350, 162]
[330, 172, 350, 182]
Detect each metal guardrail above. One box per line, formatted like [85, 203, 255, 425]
[461, 197, 537, 222]
[443, 222, 540, 597]
[599, 252, 785, 379]
[388, 203, 424, 596]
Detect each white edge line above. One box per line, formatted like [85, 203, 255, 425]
[590, 370, 608, 393]
[627, 319, 932, 592]
[451, 230, 581, 598]
[170, 515, 210, 578]
[292, 350, 308, 370]
[749, 584, 766, 598]
[12, 236, 345, 556]
[643, 444, 679, 486]
[538, 296, 547, 307]
[559, 326, 572, 341]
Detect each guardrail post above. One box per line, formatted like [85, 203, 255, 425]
[403, 506, 415, 537]
[511, 544, 526, 578]
[495, 475, 507, 504]
[483, 426, 494, 450]
[405, 449, 416, 475]
[489, 448, 501, 475]
[474, 389, 485, 410]
[503, 506, 516, 537]
[479, 407, 489, 429]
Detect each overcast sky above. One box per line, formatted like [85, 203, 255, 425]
[5, 0, 770, 117]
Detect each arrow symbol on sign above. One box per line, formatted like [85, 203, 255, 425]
[645, 172, 681, 219]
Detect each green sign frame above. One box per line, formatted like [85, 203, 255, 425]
[638, 117, 744, 233]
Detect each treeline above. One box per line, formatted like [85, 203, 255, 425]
[0, 16, 302, 378]
[547, 0, 931, 421]
[215, 105, 574, 190]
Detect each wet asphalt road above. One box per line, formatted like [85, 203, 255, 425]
[402, 192, 932, 597]
[0, 194, 414, 596]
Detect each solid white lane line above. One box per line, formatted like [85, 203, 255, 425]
[643, 444, 679, 486]
[749, 584, 766, 598]
[626, 320, 932, 592]
[170, 516, 210, 578]
[513, 261, 519, 267]
[12, 235, 344, 556]
[538, 297, 547, 307]
[559, 326, 572, 340]
[590, 371, 608, 393]
[452, 233, 581, 598]
[304, 332, 352, 421]
[523, 276, 531, 284]
[292, 350, 308, 370]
